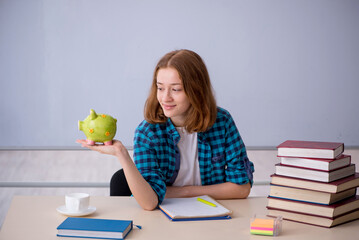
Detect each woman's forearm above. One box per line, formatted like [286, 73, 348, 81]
[117, 155, 159, 211]
[165, 182, 251, 199]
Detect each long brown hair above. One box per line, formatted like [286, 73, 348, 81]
[144, 49, 217, 132]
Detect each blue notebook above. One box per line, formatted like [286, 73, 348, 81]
[57, 217, 133, 239]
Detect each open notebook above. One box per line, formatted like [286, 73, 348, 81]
[159, 195, 232, 221]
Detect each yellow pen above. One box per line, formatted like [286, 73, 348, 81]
[197, 197, 217, 207]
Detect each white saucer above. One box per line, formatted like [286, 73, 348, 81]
[56, 205, 96, 217]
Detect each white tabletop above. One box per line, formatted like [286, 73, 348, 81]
[0, 196, 358, 240]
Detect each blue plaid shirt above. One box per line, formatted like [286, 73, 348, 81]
[133, 107, 254, 204]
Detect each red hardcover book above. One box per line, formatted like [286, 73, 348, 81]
[270, 173, 359, 193]
[267, 205, 359, 228]
[275, 163, 355, 182]
[267, 195, 359, 218]
[277, 140, 344, 159]
[268, 184, 356, 205]
[279, 154, 351, 171]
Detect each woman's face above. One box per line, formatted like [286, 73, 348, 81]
[156, 67, 191, 127]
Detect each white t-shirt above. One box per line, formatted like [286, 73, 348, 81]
[172, 127, 202, 187]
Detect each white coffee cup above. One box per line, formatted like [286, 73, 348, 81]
[65, 193, 90, 212]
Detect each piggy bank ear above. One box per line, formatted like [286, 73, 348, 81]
[90, 109, 97, 120]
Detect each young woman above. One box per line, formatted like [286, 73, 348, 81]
[77, 49, 254, 211]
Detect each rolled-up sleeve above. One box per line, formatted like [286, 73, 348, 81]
[133, 127, 167, 204]
[224, 114, 254, 186]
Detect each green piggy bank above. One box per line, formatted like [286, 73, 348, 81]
[78, 109, 117, 145]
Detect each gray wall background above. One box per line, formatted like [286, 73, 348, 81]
[1, 0, 358, 148]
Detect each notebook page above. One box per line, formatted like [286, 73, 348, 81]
[159, 195, 232, 219]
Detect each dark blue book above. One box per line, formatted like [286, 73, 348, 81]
[57, 217, 132, 239]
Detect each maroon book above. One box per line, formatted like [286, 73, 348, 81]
[270, 173, 359, 193]
[275, 163, 355, 182]
[267, 204, 359, 228]
[268, 184, 356, 205]
[278, 154, 351, 171]
[277, 140, 344, 159]
[267, 195, 359, 218]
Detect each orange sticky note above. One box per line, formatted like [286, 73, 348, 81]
[251, 218, 274, 228]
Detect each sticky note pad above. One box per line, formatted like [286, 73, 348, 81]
[250, 218, 275, 236]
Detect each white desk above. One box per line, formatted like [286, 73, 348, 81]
[0, 196, 358, 240]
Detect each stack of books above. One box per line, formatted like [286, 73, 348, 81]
[267, 140, 359, 228]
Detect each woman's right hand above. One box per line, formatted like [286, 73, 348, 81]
[76, 139, 130, 159]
